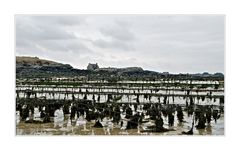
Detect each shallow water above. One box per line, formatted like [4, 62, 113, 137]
[16, 112, 224, 136]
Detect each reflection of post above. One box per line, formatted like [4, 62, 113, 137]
[172, 87, 175, 104]
[16, 91, 19, 99]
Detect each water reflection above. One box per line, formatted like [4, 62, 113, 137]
[15, 100, 225, 135]
[54, 108, 64, 128]
[16, 111, 224, 135]
[206, 124, 212, 135]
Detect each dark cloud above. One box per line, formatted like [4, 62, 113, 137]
[15, 15, 224, 73]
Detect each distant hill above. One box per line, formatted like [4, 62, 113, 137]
[16, 56, 62, 66]
[16, 56, 224, 80]
[16, 56, 77, 78]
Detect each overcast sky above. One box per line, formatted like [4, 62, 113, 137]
[15, 15, 224, 74]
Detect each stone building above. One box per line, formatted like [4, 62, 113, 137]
[87, 63, 99, 71]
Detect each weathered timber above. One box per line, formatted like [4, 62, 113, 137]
[16, 89, 224, 98]
[16, 85, 224, 92]
[17, 81, 224, 88]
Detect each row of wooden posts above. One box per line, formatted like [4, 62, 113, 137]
[16, 89, 223, 99]
[16, 85, 224, 92]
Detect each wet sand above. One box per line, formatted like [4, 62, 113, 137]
[16, 112, 224, 136]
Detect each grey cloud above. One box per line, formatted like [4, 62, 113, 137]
[99, 25, 135, 41]
[16, 16, 77, 41]
[36, 39, 91, 53]
[92, 38, 135, 51]
[16, 15, 224, 73]
[89, 21, 136, 51]
[30, 16, 86, 26]
[16, 15, 92, 62]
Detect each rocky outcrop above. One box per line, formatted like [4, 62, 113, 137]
[16, 56, 61, 66]
[96, 67, 143, 73]
[16, 56, 75, 78]
[16, 56, 224, 81]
